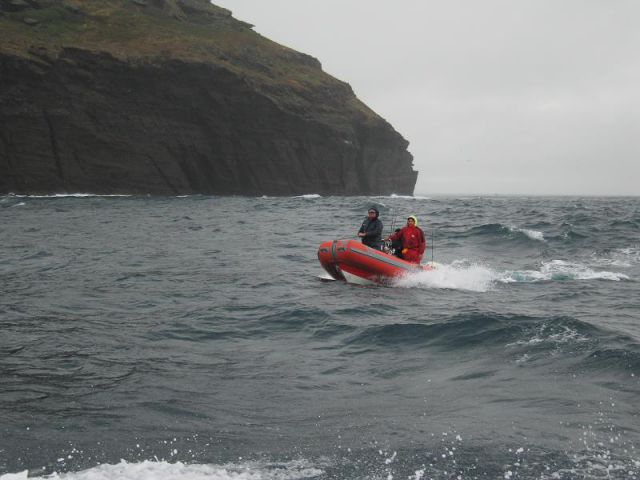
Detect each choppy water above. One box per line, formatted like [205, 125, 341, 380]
[1, 194, 639, 479]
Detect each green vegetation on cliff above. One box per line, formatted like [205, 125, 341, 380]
[0, 0, 376, 123]
[1, 0, 417, 195]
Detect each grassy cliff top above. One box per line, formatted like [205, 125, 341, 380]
[1, 0, 378, 122]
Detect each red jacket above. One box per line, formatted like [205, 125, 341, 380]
[389, 225, 426, 263]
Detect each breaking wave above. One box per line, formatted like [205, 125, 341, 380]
[502, 260, 630, 283]
[458, 223, 546, 242]
[388, 194, 431, 200]
[590, 247, 640, 268]
[5, 193, 132, 198]
[511, 226, 545, 241]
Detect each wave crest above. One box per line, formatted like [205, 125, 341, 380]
[459, 223, 546, 243]
[502, 260, 630, 283]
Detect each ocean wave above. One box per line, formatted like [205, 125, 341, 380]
[510, 226, 545, 241]
[501, 260, 630, 283]
[581, 347, 640, 372]
[6, 449, 638, 480]
[504, 318, 640, 371]
[343, 315, 510, 349]
[344, 322, 436, 348]
[545, 451, 640, 480]
[5, 193, 132, 198]
[343, 313, 600, 352]
[505, 319, 595, 354]
[617, 247, 640, 264]
[342, 314, 632, 372]
[295, 194, 322, 199]
[1, 459, 324, 480]
[457, 223, 545, 242]
[559, 229, 588, 242]
[590, 247, 640, 268]
[610, 219, 639, 229]
[389, 194, 430, 200]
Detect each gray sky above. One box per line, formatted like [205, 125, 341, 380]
[217, 1, 640, 195]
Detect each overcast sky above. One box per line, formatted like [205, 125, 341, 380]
[217, 1, 639, 195]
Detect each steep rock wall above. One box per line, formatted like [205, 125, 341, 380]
[0, 1, 418, 195]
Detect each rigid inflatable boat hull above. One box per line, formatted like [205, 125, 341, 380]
[317, 239, 432, 285]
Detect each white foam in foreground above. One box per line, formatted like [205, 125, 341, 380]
[394, 261, 498, 292]
[0, 459, 324, 480]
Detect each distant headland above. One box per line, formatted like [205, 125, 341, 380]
[0, 0, 418, 196]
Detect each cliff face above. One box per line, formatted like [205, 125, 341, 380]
[0, 0, 418, 195]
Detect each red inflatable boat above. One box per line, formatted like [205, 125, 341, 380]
[318, 239, 433, 285]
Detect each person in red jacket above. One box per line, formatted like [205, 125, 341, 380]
[386, 215, 426, 264]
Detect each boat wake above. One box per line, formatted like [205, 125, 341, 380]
[394, 261, 497, 292]
[394, 258, 630, 291]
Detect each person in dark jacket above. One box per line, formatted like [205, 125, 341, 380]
[358, 207, 383, 250]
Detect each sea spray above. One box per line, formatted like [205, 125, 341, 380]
[394, 261, 498, 292]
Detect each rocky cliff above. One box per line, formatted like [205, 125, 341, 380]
[0, 0, 418, 195]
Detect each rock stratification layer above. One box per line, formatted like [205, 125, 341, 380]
[0, 0, 418, 195]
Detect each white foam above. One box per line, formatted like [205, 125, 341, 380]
[506, 324, 590, 348]
[394, 257, 628, 289]
[541, 260, 629, 281]
[499, 269, 548, 283]
[519, 228, 545, 242]
[508, 225, 545, 241]
[0, 472, 28, 480]
[591, 247, 640, 268]
[502, 260, 630, 283]
[8, 193, 131, 198]
[374, 194, 430, 200]
[5, 459, 324, 480]
[296, 194, 321, 199]
[317, 272, 336, 281]
[394, 261, 498, 292]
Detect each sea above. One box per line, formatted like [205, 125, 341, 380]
[1, 194, 639, 480]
